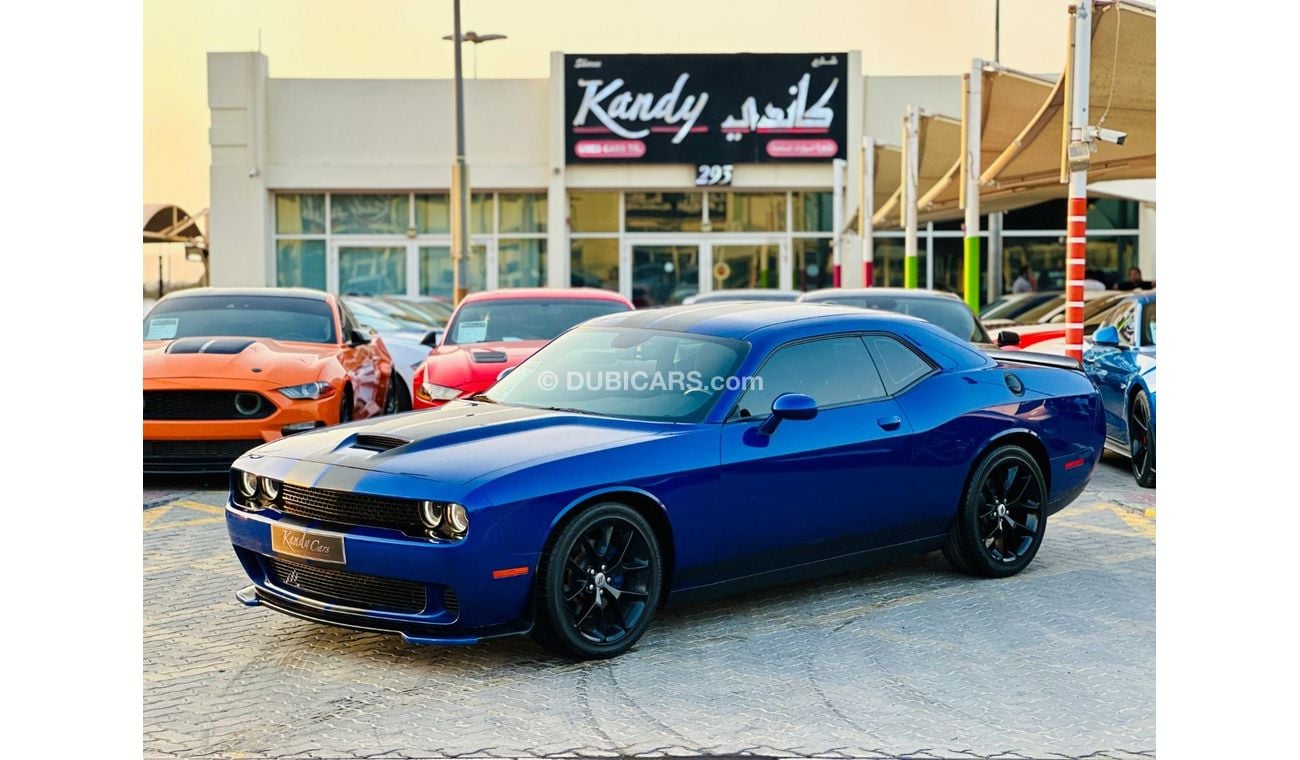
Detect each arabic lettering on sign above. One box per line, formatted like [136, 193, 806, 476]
[565, 54, 848, 165]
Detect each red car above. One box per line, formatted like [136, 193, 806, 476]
[412, 288, 634, 409]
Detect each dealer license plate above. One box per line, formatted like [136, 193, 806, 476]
[271, 524, 346, 564]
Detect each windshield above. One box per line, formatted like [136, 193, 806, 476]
[1048, 294, 1127, 324]
[485, 327, 748, 423]
[344, 299, 425, 332]
[1012, 295, 1067, 325]
[443, 298, 630, 345]
[980, 292, 1058, 320]
[144, 295, 337, 344]
[809, 294, 989, 343]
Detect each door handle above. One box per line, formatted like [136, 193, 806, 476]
[877, 416, 902, 431]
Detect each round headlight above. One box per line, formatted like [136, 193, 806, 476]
[446, 503, 470, 535]
[260, 477, 280, 501]
[420, 500, 444, 530]
[237, 470, 258, 499]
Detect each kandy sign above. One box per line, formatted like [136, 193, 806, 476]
[565, 53, 848, 164]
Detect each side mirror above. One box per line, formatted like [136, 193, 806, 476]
[1092, 325, 1121, 347]
[758, 393, 818, 436]
[349, 328, 372, 346]
[996, 330, 1021, 348]
[420, 329, 442, 348]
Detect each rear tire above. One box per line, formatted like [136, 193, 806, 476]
[1129, 392, 1156, 488]
[382, 373, 407, 415]
[943, 444, 1048, 578]
[532, 503, 663, 660]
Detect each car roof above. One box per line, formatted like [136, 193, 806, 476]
[160, 287, 332, 303]
[800, 287, 963, 302]
[458, 287, 631, 305]
[584, 300, 929, 341]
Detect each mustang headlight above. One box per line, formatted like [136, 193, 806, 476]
[277, 381, 336, 400]
[417, 381, 462, 402]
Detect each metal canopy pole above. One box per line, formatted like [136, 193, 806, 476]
[861, 137, 875, 287]
[903, 106, 920, 289]
[961, 59, 983, 310]
[1064, 0, 1093, 361]
[449, 0, 470, 305]
[925, 221, 934, 290]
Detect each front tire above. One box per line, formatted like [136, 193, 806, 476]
[1129, 392, 1156, 488]
[943, 445, 1047, 578]
[533, 503, 663, 660]
[337, 386, 354, 424]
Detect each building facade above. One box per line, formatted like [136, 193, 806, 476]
[207, 51, 1153, 307]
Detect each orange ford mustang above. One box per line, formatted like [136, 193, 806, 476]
[143, 288, 397, 474]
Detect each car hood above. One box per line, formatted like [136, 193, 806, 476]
[422, 340, 547, 389]
[249, 400, 675, 487]
[143, 337, 337, 384]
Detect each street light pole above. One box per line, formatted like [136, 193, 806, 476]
[1064, 0, 1094, 362]
[449, 0, 469, 306]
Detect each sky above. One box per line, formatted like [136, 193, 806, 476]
[144, 0, 1084, 219]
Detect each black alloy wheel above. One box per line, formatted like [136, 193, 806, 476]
[338, 387, 354, 424]
[534, 503, 662, 660]
[382, 373, 401, 415]
[1129, 392, 1156, 488]
[943, 444, 1047, 578]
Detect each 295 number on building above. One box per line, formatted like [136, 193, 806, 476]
[695, 164, 734, 186]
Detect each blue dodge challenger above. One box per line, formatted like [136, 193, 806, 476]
[227, 302, 1105, 659]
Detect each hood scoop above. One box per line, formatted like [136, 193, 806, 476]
[471, 349, 509, 364]
[352, 433, 413, 452]
[165, 337, 257, 355]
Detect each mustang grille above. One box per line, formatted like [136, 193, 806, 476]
[266, 556, 426, 613]
[144, 390, 274, 420]
[279, 483, 425, 537]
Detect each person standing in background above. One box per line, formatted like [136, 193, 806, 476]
[1012, 265, 1036, 293]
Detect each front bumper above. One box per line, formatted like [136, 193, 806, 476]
[144, 379, 338, 473]
[226, 498, 536, 645]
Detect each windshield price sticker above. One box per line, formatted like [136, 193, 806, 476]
[146, 318, 179, 340]
[456, 320, 488, 344]
[695, 164, 734, 186]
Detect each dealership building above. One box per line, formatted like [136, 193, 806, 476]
[206, 51, 1154, 307]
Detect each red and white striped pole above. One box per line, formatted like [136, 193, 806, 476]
[1064, 0, 1093, 362]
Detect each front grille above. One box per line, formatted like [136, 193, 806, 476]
[266, 556, 426, 613]
[144, 390, 274, 420]
[143, 439, 263, 473]
[279, 483, 425, 537]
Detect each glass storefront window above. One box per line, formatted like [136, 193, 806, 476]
[1001, 235, 1137, 292]
[471, 193, 494, 235]
[625, 192, 705, 232]
[711, 193, 787, 233]
[499, 239, 547, 288]
[500, 193, 547, 234]
[275, 194, 326, 235]
[793, 238, 833, 292]
[793, 191, 833, 232]
[713, 244, 779, 290]
[632, 245, 699, 307]
[330, 194, 410, 235]
[338, 246, 407, 295]
[420, 245, 487, 299]
[415, 194, 450, 234]
[569, 191, 619, 233]
[570, 238, 619, 290]
[275, 239, 326, 290]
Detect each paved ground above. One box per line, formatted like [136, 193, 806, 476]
[144, 452, 1154, 760]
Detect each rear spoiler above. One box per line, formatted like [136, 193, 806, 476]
[984, 350, 1082, 371]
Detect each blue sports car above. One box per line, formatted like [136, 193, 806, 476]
[227, 302, 1105, 659]
[1082, 291, 1156, 487]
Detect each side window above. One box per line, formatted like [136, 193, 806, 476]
[863, 335, 933, 395]
[733, 336, 886, 419]
[337, 303, 359, 340]
[1139, 302, 1156, 346]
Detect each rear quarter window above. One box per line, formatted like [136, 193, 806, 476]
[864, 335, 933, 395]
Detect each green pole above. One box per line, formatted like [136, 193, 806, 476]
[905, 254, 919, 288]
[963, 236, 980, 310]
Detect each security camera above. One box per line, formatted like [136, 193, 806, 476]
[1085, 126, 1127, 146]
